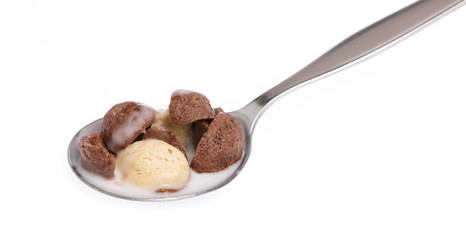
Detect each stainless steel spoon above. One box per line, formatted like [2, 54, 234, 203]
[68, 0, 464, 201]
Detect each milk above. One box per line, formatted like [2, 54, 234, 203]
[76, 157, 242, 200]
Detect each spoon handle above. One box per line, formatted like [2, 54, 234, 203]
[242, 0, 464, 127]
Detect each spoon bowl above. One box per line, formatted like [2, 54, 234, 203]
[68, 0, 464, 201]
[68, 115, 252, 201]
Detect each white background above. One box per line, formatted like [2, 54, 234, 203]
[1, 0, 465, 239]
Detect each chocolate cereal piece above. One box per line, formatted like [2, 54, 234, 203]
[102, 101, 156, 153]
[78, 132, 116, 179]
[214, 107, 224, 115]
[191, 112, 244, 173]
[191, 107, 224, 146]
[192, 120, 211, 147]
[169, 90, 215, 125]
[143, 125, 187, 158]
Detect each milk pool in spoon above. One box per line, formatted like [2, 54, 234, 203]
[68, 0, 464, 201]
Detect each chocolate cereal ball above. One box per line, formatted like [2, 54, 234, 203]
[191, 112, 244, 173]
[102, 101, 156, 153]
[169, 90, 215, 125]
[78, 132, 116, 179]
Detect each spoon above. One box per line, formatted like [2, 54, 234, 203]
[68, 0, 464, 201]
